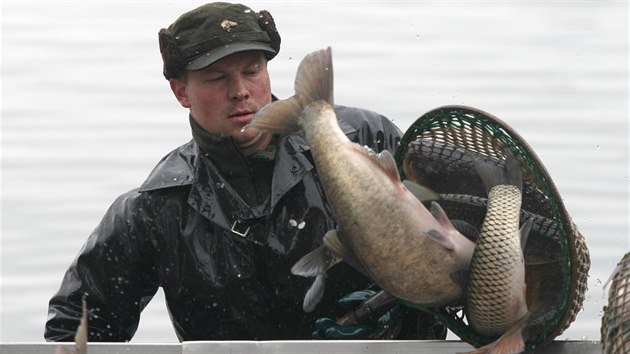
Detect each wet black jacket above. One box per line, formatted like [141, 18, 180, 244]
[45, 105, 441, 342]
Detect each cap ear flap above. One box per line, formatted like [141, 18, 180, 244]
[257, 10, 281, 56]
[158, 28, 188, 80]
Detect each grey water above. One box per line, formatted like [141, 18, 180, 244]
[1, 0, 627, 343]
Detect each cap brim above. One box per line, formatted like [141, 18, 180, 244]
[186, 42, 276, 71]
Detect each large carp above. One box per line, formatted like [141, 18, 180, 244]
[248, 47, 475, 312]
[461, 150, 532, 354]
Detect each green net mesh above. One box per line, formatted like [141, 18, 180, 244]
[394, 105, 590, 349]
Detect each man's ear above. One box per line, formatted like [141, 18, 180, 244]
[170, 79, 190, 108]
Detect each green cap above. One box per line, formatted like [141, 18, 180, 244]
[159, 2, 280, 77]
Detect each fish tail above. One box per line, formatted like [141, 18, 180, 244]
[55, 296, 89, 354]
[248, 47, 334, 135]
[295, 47, 334, 107]
[474, 149, 523, 193]
[291, 245, 331, 312]
[457, 313, 529, 354]
[291, 229, 345, 312]
[75, 297, 88, 354]
[303, 273, 327, 312]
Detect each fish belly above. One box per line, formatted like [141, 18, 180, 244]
[312, 131, 463, 304]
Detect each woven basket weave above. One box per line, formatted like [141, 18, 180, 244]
[602, 252, 630, 354]
[394, 105, 590, 349]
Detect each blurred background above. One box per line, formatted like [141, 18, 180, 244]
[1, 0, 627, 343]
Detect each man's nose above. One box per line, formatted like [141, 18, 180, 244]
[230, 77, 250, 100]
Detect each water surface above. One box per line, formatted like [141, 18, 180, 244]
[2, 0, 628, 343]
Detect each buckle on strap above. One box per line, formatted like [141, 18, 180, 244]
[231, 220, 250, 238]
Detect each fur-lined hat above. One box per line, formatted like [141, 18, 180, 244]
[159, 2, 280, 79]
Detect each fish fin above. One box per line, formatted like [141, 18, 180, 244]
[292, 231, 344, 313]
[504, 149, 523, 191]
[249, 47, 333, 135]
[402, 180, 440, 202]
[322, 229, 346, 255]
[473, 149, 523, 193]
[291, 243, 341, 277]
[430, 201, 450, 227]
[376, 150, 401, 182]
[295, 47, 334, 106]
[56, 297, 89, 354]
[375, 150, 400, 182]
[458, 313, 529, 354]
[426, 229, 456, 251]
[303, 273, 327, 312]
[426, 201, 460, 250]
[75, 297, 88, 354]
[519, 218, 534, 250]
[431, 201, 459, 233]
[354, 144, 400, 182]
[451, 219, 479, 243]
[472, 156, 496, 195]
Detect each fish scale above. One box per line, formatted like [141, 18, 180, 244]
[467, 184, 527, 337]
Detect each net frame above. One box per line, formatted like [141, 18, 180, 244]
[394, 105, 590, 349]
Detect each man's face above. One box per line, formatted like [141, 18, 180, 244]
[170, 51, 272, 145]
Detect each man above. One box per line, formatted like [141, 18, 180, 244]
[45, 2, 446, 341]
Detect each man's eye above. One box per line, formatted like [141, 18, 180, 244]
[205, 75, 224, 82]
[245, 66, 261, 76]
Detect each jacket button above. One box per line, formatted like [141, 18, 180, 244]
[290, 164, 299, 173]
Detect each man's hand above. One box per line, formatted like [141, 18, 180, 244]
[312, 290, 403, 339]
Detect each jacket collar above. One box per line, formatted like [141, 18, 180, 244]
[138, 110, 358, 193]
[137, 113, 357, 236]
[138, 141, 196, 192]
[186, 134, 315, 233]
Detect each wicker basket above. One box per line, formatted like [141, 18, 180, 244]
[602, 252, 630, 354]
